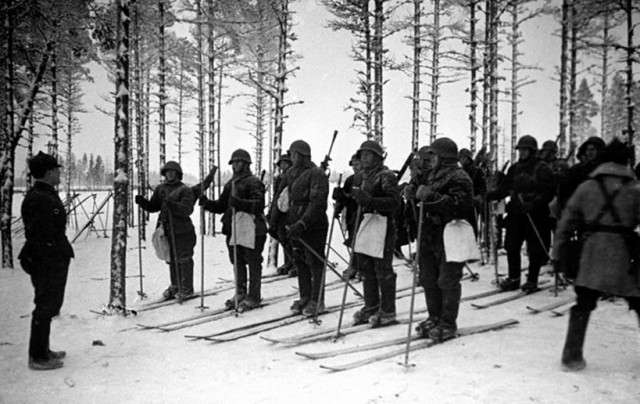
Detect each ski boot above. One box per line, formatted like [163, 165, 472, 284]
[175, 288, 195, 301]
[225, 294, 246, 310]
[290, 298, 309, 315]
[162, 285, 179, 300]
[302, 300, 325, 317]
[343, 267, 357, 281]
[521, 281, 539, 294]
[288, 266, 298, 278]
[368, 311, 396, 327]
[29, 357, 64, 371]
[428, 324, 458, 343]
[415, 317, 440, 338]
[498, 277, 520, 292]
[47, 349, 66, 360]
[352, 306, 378, 325]
[276, 263, 292, 276]
[238, 296, 261, 313]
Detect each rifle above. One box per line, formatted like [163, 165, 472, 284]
[395, 148, 417, 182]
[320, 130, 339, 173]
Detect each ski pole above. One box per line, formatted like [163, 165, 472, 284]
[310, 174, 343, 325]
[401, 200, 424, 368]
[334, 204, 363, 340]
[516, 194, 555, 295]
[137, 205, 147, 300]
[488, 201, 500, 286]
[197, 167, 216, 310]
[231, 180, 240, 314]
[164, 201, 183, 304]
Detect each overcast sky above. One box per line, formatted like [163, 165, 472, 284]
[18, 0, 619, 182]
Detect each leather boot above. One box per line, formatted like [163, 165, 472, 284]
[506, 246, 522, 282]
[29, 317, 50, 362]
[378, 272, 397, 315]
[440, 285, 462, 331]
[362, 273, 381, 310]
[177, 259, 194, 298]
[561, 306, 590, 371]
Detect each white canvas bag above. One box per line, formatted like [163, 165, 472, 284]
[152, 226, 171, 262]
[354, 213, 387, 259]
[229, 211, 256, 249]
[277, 186, 290, 213]
[443, 219, 480, 263]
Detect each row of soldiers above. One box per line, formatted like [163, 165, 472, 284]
[21, 133, 640, 371]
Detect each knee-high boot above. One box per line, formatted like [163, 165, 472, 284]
[561, 306, 590, 371]
[379, 273, 397, 315]
[179, 259, 194, 295]
[29, 316, 51, 361]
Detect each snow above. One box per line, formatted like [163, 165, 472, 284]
[1, 191, 639, 403]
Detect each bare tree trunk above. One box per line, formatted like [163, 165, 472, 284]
[65, 71, 73, 202]
[600, 13, 609, 139]
[134, 1, 146, 238]
[110, 0, 130, 309]
[207, 0, 215, 215]
[1, 0, 15, 268]
[51, 43, 59, 157]
[411, 0, 421, 150]
[272, 0, 289, 174]
[196, 0, 206, 234]
[469, 0, 478, 154]
[568, 2, 577, 152]
[177, 60, 184, 165]
[256, 53, 265, 173]
[510, 1, 518, 165]
[158, 0, 167, 168]
[27, 112, 34, 190]
[363, 0, 373, 139]
[558, 0, 569, 155]
[216, 57, 223, 199]
[144, 64, 150, 196]
[481, 0, 491, 151]
[429, 0, 441, 144]
[373, 0, 383, 143]
[488, 0, 499, 172]
[625, 0, 635, 165]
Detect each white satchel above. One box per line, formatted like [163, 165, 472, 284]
[354, 213, 388, 259]
[229, 211, 256, 249]
[443, 219, 480, 263]
[152, 226, 171, 262]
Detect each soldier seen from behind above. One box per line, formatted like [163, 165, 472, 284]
[350, 140, 402, 327]
[410, 138, 475, 342]
[19, 152, 74, 370]
[553, 139, 640, 371]
[486, 135, 555, 293]
[332, 153, 361, 280]
[135, 161, 196, 300]
[199, 149, 267, 312]
[459, 148, 485, 235]
[269, 140, 329, 317]
[558, 136, 605, 211]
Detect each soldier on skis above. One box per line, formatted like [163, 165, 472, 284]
[409, 138, 475, 342]
[199, 149, 267, 312]
[350, 140, 401, 327]
[553, 139, 640, 371]
[135, 161, 196, 300]
[271, 153, 297, 277]
[332, 153, 361, 279]
[486, 135, 555, 293]
[19, 152, 74, 370]
[269, 140, 329, 317]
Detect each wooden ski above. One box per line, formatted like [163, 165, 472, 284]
[471, 283, 553, 309]
[526, 296, 574, 314]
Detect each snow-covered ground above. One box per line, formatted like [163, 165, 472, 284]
[1, 192, 639, 404]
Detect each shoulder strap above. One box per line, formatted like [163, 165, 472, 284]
[593, 177, 623, 225]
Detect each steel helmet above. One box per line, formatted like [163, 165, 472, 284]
[228, 149, 252, 164]
[458, 148, 473, 160]
[417, 145, 431, 160]
[516, 135, 538, 151]
[276, 153, 291, 165]
[288, 140, 311, 157]
[161, 161, 183, 179]
[357, 140, 385, 158]
[541, 140, 558, 153]
[430, 137, 458, 159]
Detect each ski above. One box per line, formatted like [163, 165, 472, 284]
[318, 318, 519, 372]
[296, 335, 421, 360]
[526, 296, 574, 314]
[550, 305, 573, 317]
[137, 285, 233, 313]
[471, 283, 553, 309]
[201, 300, 364, 343]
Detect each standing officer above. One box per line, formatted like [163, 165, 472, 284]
[19, 152, 74, 370]
[199, 149, 267, 311]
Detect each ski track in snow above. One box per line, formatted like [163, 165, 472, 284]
[1, 191, 639, 404]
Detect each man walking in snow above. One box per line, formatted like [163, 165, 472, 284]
[553, 139, 640, 371]
[350, 140, 401, 327]
[269, 140, 329, 317]
[199, 149, 267, 312]
[19, 152, 74, 370]
[135, 161, 196, 300]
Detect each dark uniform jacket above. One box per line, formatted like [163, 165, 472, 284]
[202, 170, 267, 237]
[353, 164, 401, 234]
[417, 163, 474, 245]
[18, 182, 74, 273]
[334, 174, 359, 234]
[272, 160, 328, 232]
[138, 180, 195, 236]
[490, 156, 555, 218]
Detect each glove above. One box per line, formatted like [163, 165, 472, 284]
[228, 195, 239, 209]
[286, 221, 306, 240]
[332, 187, 346, 202]
[403, 184, 415, 200]
[415, 185, 435, 202]
[134, 195, 146, 205]
[198, 195, 209, 206]
[352, 188, 372, 207]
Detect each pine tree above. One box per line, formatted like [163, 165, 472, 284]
[574, 78, 599, 143]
